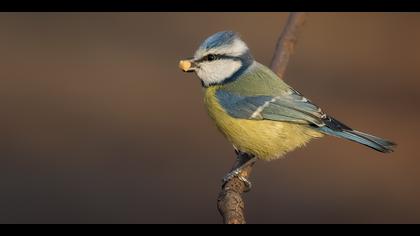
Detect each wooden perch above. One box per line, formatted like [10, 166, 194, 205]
[270, 13, 307, 79]
[217, 12, 307, 224]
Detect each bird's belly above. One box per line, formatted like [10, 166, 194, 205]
[204, 87, 323, 161]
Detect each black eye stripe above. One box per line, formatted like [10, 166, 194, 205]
[196, 54, 240, 63]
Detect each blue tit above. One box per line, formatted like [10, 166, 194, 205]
[179, 31, 395, 164]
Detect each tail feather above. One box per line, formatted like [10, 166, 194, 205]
[350, 130, 396, 149]
[317, 116, 396, 153]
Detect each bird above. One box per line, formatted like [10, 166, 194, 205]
[179, 31, 395, 184]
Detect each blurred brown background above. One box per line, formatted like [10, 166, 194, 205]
[0, 13, 419, 224]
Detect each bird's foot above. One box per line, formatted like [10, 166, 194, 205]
[222, 170, 253, 192]
[222, 152, 257, 192]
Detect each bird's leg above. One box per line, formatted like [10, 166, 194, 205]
[222, 151, 257, 192]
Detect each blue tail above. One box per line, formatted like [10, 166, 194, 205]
[316, 116, 396, 153]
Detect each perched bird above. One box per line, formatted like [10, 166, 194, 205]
[179, 31, 395, 182]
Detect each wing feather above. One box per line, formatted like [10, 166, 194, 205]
[216, 89, 327, 127]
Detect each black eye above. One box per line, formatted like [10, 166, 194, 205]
[207, 54, 216, 61]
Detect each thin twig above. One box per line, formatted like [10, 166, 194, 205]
[217, 12, 307, 224]
[217, 153, 255, 224]
[270, 12, 307, 79]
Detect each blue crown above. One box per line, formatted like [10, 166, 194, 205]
[200, 31, 239, 50]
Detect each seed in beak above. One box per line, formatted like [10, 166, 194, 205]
[179, 60, 192, 72]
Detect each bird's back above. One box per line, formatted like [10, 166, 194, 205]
[218, 62, 292, 96]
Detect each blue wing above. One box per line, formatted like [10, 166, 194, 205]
[216, 88, 396, 153]
[216, 88, 327, 127]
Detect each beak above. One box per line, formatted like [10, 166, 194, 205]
[179, 58, 196, 72]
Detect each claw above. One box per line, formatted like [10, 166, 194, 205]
[238, 176, 252, 192]
[222, 170, 253, 192]
[222, 153, 257, 192]
[222, 168, 240, 183]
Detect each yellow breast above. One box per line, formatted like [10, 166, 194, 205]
[204, 86, 323, 161]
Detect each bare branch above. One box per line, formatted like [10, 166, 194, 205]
[217, 154, 255, 224]
[270, 12, 307, 79]
[217, 12, 307, 224]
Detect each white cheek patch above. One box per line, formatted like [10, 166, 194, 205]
[196, 60, 242, 86]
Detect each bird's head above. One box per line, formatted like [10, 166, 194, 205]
[179, 31, 254, 87]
